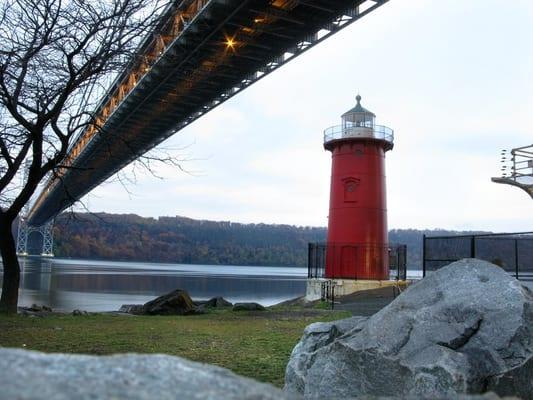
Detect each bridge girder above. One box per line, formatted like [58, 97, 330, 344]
[28, 0, 390, 225]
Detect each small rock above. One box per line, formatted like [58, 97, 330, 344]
[118, 304, 144, 314]
[232, 302, 265, 312]
[197, 297, 233, 310]
[72, 309, 88, 316]
[22, 304, 52, 313]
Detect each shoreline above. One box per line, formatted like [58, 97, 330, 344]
[14, 286, 401, 317]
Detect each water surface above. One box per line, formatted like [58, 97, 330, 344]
[1, 257, 307, 311]
[3, 258, 527, 312]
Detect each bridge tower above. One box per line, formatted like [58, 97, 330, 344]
[16, 220, 54, 257]
[323, 95, 394, 280]
[15, 162, 54, 257]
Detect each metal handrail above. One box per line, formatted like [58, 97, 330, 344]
[324, 124, 394, 144]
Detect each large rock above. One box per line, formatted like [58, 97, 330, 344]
[142, 289, 198, 315]
[0, 348, 292, 400]
[285, 259, 533, 399]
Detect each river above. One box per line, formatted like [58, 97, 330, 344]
[1, 257, 308, 312]
[3, 258, 526, 312]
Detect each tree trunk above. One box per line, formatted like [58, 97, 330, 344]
[0, 219, 20, 314]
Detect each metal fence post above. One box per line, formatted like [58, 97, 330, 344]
[515, 239, 519, 280]
[308, 243, 312, 278]
[313, 254, 316, 279]
[422, 234, 426, 277]
[402, 245, 407, 281]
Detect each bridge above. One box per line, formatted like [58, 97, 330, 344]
[26, 0, 389, 227]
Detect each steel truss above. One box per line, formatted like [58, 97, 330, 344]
[16, 218, 55, 257]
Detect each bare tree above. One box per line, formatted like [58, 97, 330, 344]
[0, 0, 168, 313]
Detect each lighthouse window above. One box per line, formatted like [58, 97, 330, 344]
[343, 178, 360, 202]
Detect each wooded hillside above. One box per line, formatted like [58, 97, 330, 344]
[51, 213, 326, 267]
[28, 213, 485, 268]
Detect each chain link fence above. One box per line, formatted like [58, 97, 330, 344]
[423, 232, 533, 281]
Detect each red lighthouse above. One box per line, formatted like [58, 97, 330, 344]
[324, 95, 393, 280]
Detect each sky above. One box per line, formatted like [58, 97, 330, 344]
[80, 0, 533, 232]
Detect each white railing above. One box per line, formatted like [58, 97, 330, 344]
[324, 124, 394, 144]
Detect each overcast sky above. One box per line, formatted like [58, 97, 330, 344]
[80, 0, 533, 232]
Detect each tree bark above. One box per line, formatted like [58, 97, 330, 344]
[0, 219, 20, 314]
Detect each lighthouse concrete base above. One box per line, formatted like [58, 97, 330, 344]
[305, 278, 409, 301]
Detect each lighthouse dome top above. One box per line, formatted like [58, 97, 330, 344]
[341, 95, 375, 127]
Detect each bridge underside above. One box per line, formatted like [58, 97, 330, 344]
[28, 0, 388, 225]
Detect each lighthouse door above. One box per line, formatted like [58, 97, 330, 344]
[340, 245, 357, 278]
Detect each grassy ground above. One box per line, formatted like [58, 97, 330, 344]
[0, 307, 349, 387]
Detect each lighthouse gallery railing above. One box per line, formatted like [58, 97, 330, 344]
[324, 124, 394, 144]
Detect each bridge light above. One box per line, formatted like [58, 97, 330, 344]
[225, 36, 236, 49]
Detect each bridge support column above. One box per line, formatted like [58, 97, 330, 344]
[16, 218, 54, 257]
[40, 221, 54, 257]
[16, 217, 29, 256]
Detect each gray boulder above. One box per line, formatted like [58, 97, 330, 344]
[196, 296, 233, 310]
[0, 348, 293, 400]
[18, 304, 53, 316]
[72, 309, 89, 316]
[142, 289, 199, 315]
[118, 304, 144, 314]
[28, 304, 52, 312]
[285, 259, 533, 399]
[285, 316, 369, 395]
[233, 302, 265, 311]
[353, 394, 515, 400]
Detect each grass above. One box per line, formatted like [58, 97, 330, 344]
[0, 308, 349, 387]
[313, 300, 334, 310]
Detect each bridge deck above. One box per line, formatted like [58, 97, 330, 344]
[29, 0, 389, 225]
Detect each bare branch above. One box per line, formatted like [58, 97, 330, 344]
[0, 0, 171, 221]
